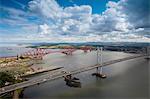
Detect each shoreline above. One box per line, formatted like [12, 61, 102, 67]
[21, 66, 64, 78]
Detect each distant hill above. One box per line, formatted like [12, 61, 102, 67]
[28, 42, 149, 48]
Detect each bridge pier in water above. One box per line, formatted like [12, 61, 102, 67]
[92, 47, 107, 78]
[145, 46, 150, 60]
[63, 73, 81, 88]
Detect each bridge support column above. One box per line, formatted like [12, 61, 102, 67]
[92, 47, 107, 78]
[145, 46, 150, 60]
[12, 90, 19, 99]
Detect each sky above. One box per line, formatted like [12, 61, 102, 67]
[0, 0, 149, 43]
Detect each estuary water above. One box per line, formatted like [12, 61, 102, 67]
[23, 50, 149, 99]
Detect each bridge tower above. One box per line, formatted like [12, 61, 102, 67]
[145, 46, 150, 59]
[96, 47, 103, 74]
[92, 47, 107, 78]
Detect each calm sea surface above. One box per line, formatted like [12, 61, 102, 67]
[0, 46, 149, 99]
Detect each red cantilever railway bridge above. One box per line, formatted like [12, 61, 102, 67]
[21, 46, 93, 59]
[0, 46, 93, 59]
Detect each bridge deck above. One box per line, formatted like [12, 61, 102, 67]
[0, 54, 148, 94]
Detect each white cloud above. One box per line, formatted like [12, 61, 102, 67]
[90, 0, 133, 33]
[39, 24, 50, 35]
[32, 3, 93, 36]
[0, 7, 28, 26]
[0, 0, 149, 42]
[27, 0, 149, 42]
